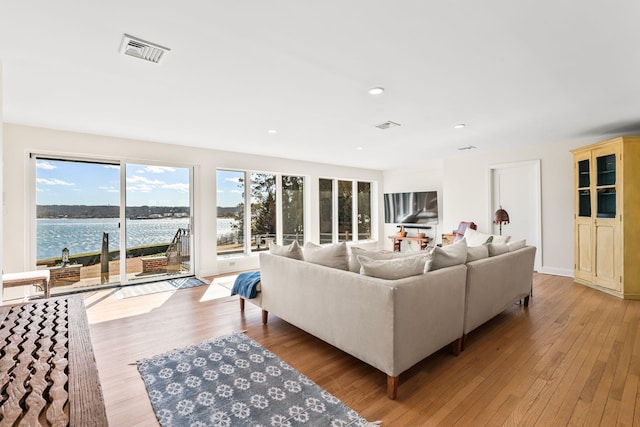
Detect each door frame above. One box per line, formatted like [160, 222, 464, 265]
[488, 159, 542, 272]
[31, 153, 195, 288]
[120, 160, 195, 285]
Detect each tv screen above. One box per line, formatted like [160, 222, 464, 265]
[384, 191, 438, 224]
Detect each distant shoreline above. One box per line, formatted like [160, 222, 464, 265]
[36, 204, 238, 219]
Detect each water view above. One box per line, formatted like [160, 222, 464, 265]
[37, 218, 190, 261]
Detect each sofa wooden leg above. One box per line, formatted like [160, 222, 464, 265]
[387, 375, 399, 400]
[451, 337, 463, 356]
[262, 310, 269, 324]
[239, 298, 245, 311]
[461, 334, 467, 351]
[524, 295, 530, 307]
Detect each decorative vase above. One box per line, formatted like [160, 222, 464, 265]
[396, 225, 407, 238]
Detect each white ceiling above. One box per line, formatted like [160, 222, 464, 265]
[1, 1, 639, 170]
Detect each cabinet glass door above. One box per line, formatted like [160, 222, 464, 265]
[577, 159, 591, 217]
[596, 154, 616, 218]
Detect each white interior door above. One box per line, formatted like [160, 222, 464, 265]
[490, 160, 542, 271]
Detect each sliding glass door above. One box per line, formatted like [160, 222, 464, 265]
[124, 163, 192, 282]
[35, 158, 122, 290]
[34, 157, 193, 294]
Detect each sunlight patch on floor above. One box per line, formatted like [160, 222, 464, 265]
[200, 277, 235, 302]
[85, 289, 174, 324]
[199, 285, 231, 302]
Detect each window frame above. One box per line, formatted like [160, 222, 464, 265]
[216, 169, 306, 256]
[319, 177, 375, 245]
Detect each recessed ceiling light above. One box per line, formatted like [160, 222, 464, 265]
[369, 87, 384, 95]
[356, 147, 364, 151]
[267, 129, 277, 134]
[454, 124, 466, 129]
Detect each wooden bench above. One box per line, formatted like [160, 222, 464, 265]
[3, 270, 51, 299]
[0, 295, 107, 426]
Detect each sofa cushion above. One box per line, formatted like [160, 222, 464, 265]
[349, 247, 425, 273]
[269, 240, 304, 260]
[427, 239, 467, 271]
[304, 242, 349, 270]
[349, 247, 392, 272]
[488, 243, 509, 256]
[467, 244, 489, 262]
[507, 239, 526, 251]
[357, 255, 428, 280]
[464, 228, 510, 246]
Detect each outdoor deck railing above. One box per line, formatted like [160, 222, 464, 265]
[166, 227, 190, 271]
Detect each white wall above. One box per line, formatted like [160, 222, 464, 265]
[382, 161, 444, 250]
[383, 141, 581, 276]
[444, 142, 578, 276]
[2, 123, 383, 278]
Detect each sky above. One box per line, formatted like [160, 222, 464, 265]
[36, 159, 190, 206]
[216, 170, 244, 208]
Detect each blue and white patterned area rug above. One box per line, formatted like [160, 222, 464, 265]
[137, 333, 380, 427]
[116, 277, 208, 299]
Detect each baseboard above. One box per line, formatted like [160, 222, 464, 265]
[539, 266, 574, 277]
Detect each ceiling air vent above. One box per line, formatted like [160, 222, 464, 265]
[119, 34, 170, 64]
[375, 121, 401, 130]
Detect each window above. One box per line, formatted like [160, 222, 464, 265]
[358, 181, 372, 240]
[217, 170, 305, 255]
[320, 178, 373, 244]
[34, 156, 193, 294]
[338, 180, 353, 242]
[35, 158, 121, 289]
[250, 173, 276, 252]
[282, 175, 304, 245]
[319, 179, 333, 244]
[216, 170, 245, 255]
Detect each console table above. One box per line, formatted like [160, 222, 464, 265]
[388, 236, 432, 252]
[2, 270, 51, 299]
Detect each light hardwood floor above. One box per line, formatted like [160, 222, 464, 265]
[85, 273, 640, 426]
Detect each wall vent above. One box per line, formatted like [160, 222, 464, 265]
[375, 121, 401, 130]
[119, 34, 170, 64]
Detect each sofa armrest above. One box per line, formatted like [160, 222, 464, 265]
[464, 246, 536, 334]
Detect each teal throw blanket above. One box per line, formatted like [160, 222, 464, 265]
[231, 271, 261, 299]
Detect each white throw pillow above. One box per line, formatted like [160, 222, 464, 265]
[492, 234, 510, 244]
[349, 247, 393, 272]
[269, 240, 304, 260]
[304, 242, 349, 271]
[464, 228, 510, 246]
[357, 255, 427, 280]
[349, 247, 427, 273]
[507, 239, 526, 251]
[488, 243, 509, 256]
[427, 239, 468, 271]
[467, 245, 489, 262]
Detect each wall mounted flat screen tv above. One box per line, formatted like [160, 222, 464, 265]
[384, 191, 438, 224]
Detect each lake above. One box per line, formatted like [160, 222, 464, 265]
[37, 218, 191, 260]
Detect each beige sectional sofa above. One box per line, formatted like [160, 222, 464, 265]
[463, 245, 536, 346]
[259, 252, 467, 399]
[247, 240, 536, 399]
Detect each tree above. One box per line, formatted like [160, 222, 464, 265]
[282, 176, 304, 244]
[250, 174, 276, 240]
[338, 180, 353, 240]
